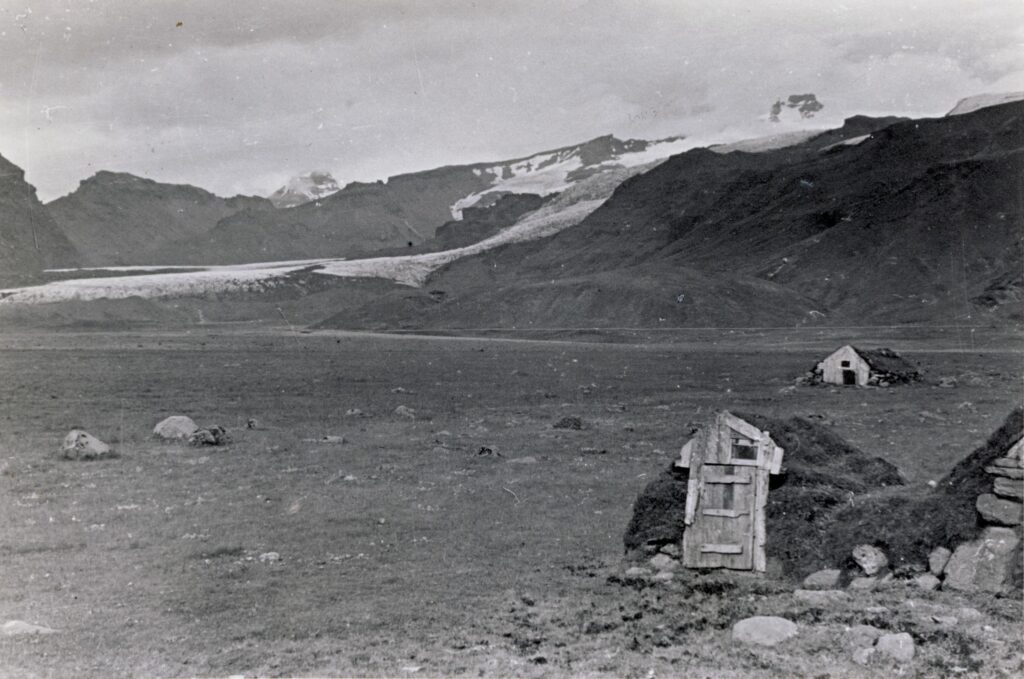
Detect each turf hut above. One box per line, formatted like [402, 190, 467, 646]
[624, 411, 905, 579]
[809, 345, 920, 386]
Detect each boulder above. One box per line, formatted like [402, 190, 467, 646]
[943, 527, 1020, 593]
[843, 624, 883, 649]
[61, 430, 112, 460]
[875, 632, 915, 663]
[649, 553, 678, 572]
[659, 543, 680, 557]
[651, 571, 674, 583]
[976, 493, 1022, 526]
[852, 544, 888, 575]
[731, 616, 798, 646]
[848, 576, 879, 592]
[188, 425, 230, 446]
[801, 568, 841, 590]
[394, 405, 416, 419]
[928, 546, 952, 576]
[993, 477, 1024, 500]
[912, 573, 941, 591]
[153, 415, 199, 440]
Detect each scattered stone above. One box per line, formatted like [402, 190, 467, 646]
[552, 416, 583, 430]
[649, 553, 678, 572]
[391, 387, 411, 394]
[848, 576, 879, 592]
[394, 405, 416, 419]
[844, 624, 883, 650]
[651, 571, 674, 583]
[153, 415, 199, 440]
[189, 425, 230, 446]
[793, 589, 850, 606]
[956, 607, 983, 622]
[802, 569, 841, 590]
[928, 546, 952, 576]
[976, 493, 1022, 526]
[477, 446, 500, 457]
[507, 456, 538, 465]
[985, 464, 1024, 479]
[852, 647, 875, 666]
[624, 566, 650, 578]
[852, 544, 888, 575]
[777, 385, 797, 395]
[875, 632, 915, 663]
[303, 435, 346, 444]
[246, 418, 258, 429]
[944, 527, 1021, 593]
[993, 477, 1024, 500]
[932, 615, 958, 626]
[731, 616, 798, 647]
[258, 551, 281, 563]
[937, 376, 958, 388]
[913, 573, 941, 591]
[580, 447, 607, 455]
[345, 408, 365, 417]
[659, 543, 680, 557]
[61, 430, 112, 460]
[1, 620, 57, 636]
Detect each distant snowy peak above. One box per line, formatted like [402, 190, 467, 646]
[947, 92, 1024, 116]
[450, 134, 687, 219]
[268, 170, 341, 208]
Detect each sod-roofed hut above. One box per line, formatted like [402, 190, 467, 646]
[810, 345, 921, 386]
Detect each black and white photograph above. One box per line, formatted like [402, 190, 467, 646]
[0, 1, 1021, 676]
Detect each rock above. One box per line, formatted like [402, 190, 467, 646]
[913, 573, 941, 591]
[258, 551, 281, 563]
[848, 576, 879, 592]
[651, 571, 675, 583]
[993, 477, 1024, 500]
[649, 554, 678, 572]
[552, 416, 583, 430]
[944, 527, 1021, 593]
[246, 418, 258, 429]
[875, 632, 915, 663]
[793, 589, 850, 606]
[659, 543, 680, 557]
[344, 408, 365, 417]
[580, 447, 607, 455]
[956, 606, 983, 621]
[937, 376, 957, 388]
[985, 464, 1024, 479]
[852, 544, 888, 575]
[507, 456, 538, 464]
[394, 405, 416, 419]
[188, 425, 230, 446]
[731, 616, 798, 647]
[844, 624, 883, 649]
[931, 615, 958, 626]
[976, 493, 1022, 526]
[624, 566, 650, 578]
[61, 430, 112, 460]
[1, 620, 57, 636]
[852, 647, 875, 665]
[928, 546, 952, 575]
[801, 569, 841, 590]
[153, 415, 199, 440]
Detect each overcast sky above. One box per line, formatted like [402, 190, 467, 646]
[1, 0, 1021, 201]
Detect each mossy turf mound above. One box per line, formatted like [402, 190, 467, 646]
[624, 413, 904, 577]
[624, 409, 1023, 583]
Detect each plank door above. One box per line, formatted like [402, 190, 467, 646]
[682, 464, 755, 570]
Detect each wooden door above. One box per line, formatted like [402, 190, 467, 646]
[682, 464, 756, 570]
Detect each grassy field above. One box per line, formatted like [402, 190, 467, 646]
[0, 326, 1020, 677]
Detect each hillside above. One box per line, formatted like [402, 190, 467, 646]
[318, 104, 1023, 330]
[0, 152, 78, 284]
[47, 172, 273, 266]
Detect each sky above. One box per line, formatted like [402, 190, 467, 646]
[1, 0, 1021, 202]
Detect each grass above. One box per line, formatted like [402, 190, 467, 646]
[0, 325, 1019, 677]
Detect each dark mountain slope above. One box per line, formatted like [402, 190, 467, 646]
[0, 152, 78, 284]
[317, 104, 1022, 330]
[48, 172, 272, 266]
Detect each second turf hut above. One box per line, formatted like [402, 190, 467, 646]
[810, 345, 921, 386]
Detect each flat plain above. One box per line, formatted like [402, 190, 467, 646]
[0, 325, 1020, 678]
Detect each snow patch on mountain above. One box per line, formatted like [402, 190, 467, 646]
[268, 171, 341, 208]
[449, 135, 689, 219]
[946, 92, 1024, 116]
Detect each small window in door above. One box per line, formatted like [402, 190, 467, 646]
[840, 360, 850, 367]
[731, 438, 757, 460]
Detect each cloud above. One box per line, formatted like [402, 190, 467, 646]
[0, 0, 1020, 200]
